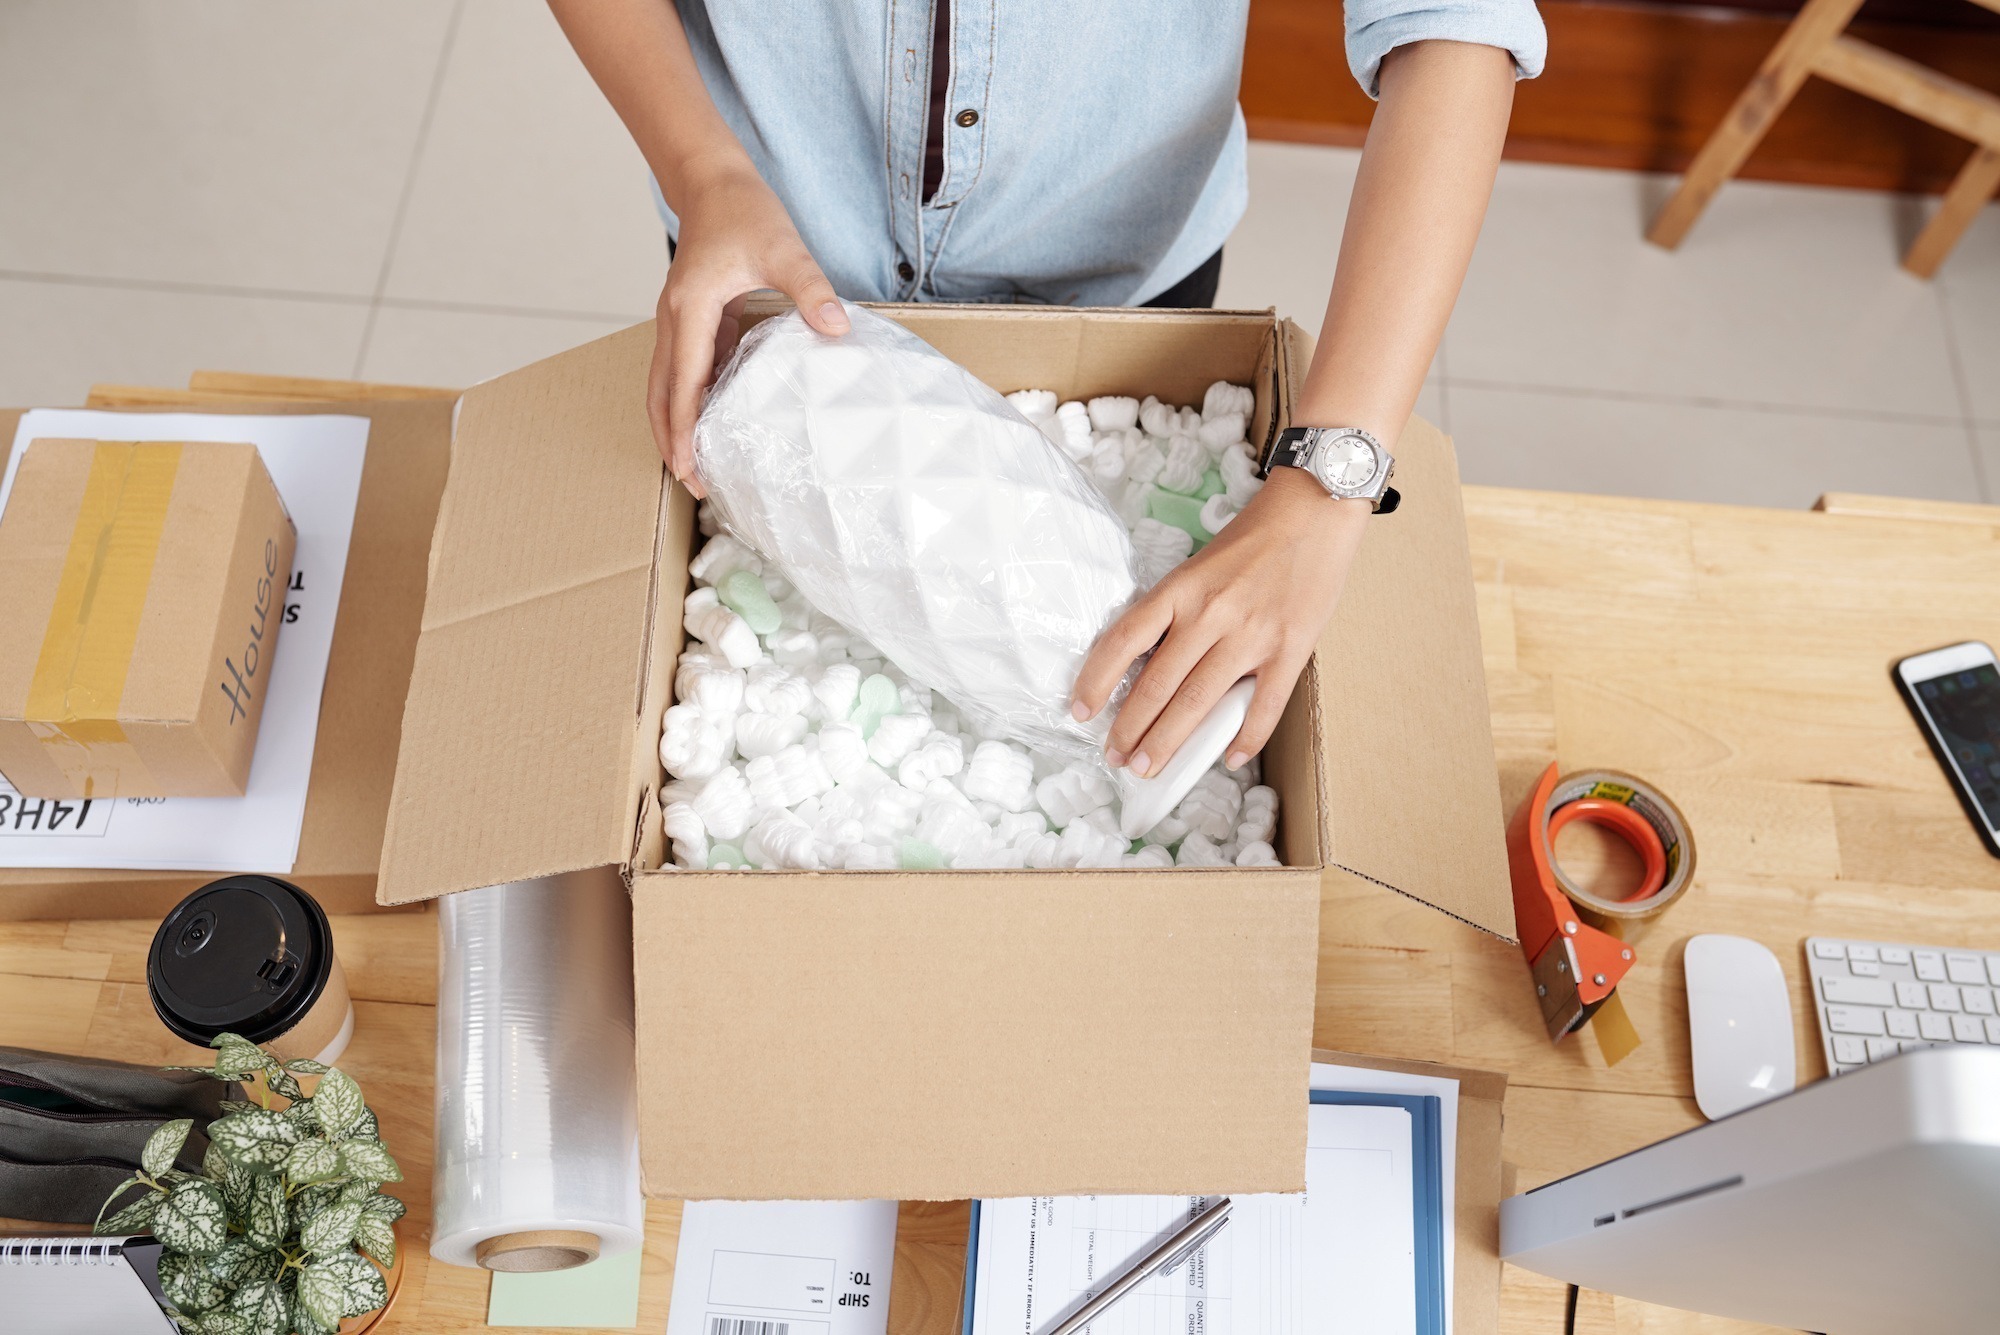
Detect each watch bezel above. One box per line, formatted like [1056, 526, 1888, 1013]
[1308, 430, 1386, 495]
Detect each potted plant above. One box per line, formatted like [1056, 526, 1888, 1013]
[94, 1033, 406, 1335]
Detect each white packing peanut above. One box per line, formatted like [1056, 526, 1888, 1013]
[1176, 831, 1229, 867]
[897, 731, 965, 791]
[775, 592, 813, 632]
[682, 662, 746, 717]
[1050, 400, 1092, 461]
[811, 662, 861, 722]
[683, 588, 761, 669]
[1058, 820, 1125, 868]
[1115, 479, 1156, 529]
[744, 664, 812, 715]
[994, 809, 1050, 848]
[1236, 840, 1280, 866]
[1198, 494, 1237, 535]
[767, 628, 821, 667]
[961, 740, 1036, 813]
[1197, 412, 1246, 454]
[1140, 813, 1190, 847]
[816, 721, 869, 783]
[956, 844, 1028, 869]
[688, 532, 763, 585]
[1124, 843, 1175, 869]
[697, 500, 723, 537]
[1035, 763, 1116, 828]
[663, 765, 756, 840]
[916, 797, 991, 865]
[1177, 771, 1244, 840]
[662, 800, 710, 869]
[745, 809, 820, 870]
[1021, 831, 1063, 869]
[1124, 439, 1166, 485]
[1139, 399, 1200, 440]
[735, 710, 808, 760]
[1130, 517, 1193, 588]
[843, 843, 897, 869]
[1086, 395, 1140, 432]
[1202, 381, 1254, 421]
[1005, 388, 1057, 422]
[1088, 432, 1127, 483]
[673, 649, 724, 701]
[897, 682, 935, 717]
[746, 744, 835, 811]
[1158, 434, 1207, 495]
[659, 704, 733, 780]
[862, 781, 925, 841]
[867, 711, 931, 767]
[1220, 445, 1264, 508]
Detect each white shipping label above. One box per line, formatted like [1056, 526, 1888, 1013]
[667, 1201, 897, 1335]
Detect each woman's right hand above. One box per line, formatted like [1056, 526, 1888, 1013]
[652, 162, 851, 495]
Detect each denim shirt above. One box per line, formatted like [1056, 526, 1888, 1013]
[659, 1, 1545, 306]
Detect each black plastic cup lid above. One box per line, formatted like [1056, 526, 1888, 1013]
[148, 875, 334, 1047]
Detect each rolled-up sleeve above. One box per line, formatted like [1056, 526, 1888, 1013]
[1345, 0, 1547, 98]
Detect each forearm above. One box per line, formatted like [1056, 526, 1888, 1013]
[546, 0, 756, 206]
[1296, 40, 1515, 441]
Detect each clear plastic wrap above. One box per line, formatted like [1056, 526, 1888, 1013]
[694, 302, 1137, 764]
[432, 868, 644, 1270]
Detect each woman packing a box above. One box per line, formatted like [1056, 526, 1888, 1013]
[549, 0, 1544, 780]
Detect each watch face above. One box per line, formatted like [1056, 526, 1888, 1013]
[1313, 435, 1379, 492]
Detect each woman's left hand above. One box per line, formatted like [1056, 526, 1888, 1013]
[1070, 468, 1370, 776]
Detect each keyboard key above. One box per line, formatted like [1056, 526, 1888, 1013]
[1865, 1037, 1897, 1061]
[1964, 988, 1996, 1016]
[1897, 981, 1931, 1010]
[1826, 1005, 1886, 1035]
[1953, 1014, 1985, 1043]
[1813, 940, 1846, 960]
[1850, 959, 1881, 976]
[1915, 951, 1947, 981]
[1930, 983, 1963, 1012]
[1947, 955, 1987, 986]
[1988, 957, 2000, 988]
[1822, 976, 1895, 1006]
[1920, 1012, 1954, 1041]
[1886, 1009, 1920, 1039]
[1882, 946, 1912, 966]
[1987, 1017, 2000, 1044]
[1832, 1034, 1867, 1064]
[1849, 944, 1879, 963]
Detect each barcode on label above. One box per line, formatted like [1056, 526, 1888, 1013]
[708, 1321, 789, 1335]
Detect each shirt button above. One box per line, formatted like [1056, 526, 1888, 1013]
[955, 108, 979, 128]
[897, 260, 915, 281]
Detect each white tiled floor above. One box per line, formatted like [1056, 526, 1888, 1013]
[1, 0, 1994, 508]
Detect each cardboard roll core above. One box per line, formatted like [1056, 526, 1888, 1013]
[475, 1230, 601, 1273]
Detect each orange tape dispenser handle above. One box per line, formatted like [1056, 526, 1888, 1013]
[1507, 763, 1648, 1042]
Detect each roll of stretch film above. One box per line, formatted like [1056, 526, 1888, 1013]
[432, 868, 645, 1273]
[1507, 764, 1696, 1066]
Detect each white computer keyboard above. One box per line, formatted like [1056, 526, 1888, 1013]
[1806, 937, 2000, 1074]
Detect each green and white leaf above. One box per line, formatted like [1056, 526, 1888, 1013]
[264, 1068, 303, 1103]
[300, 1200, 362, 1259]
[336, 1137, 400, 1183]
[95, 1188, 163, 1235]
[351, 1108, 379, 1142]
[206, 1141, 254, 1216]
[244, 1172, 289, 1252]
[153, 1179, 228, 1256]
[224, 1276, 290, 1335]
[291, 1303, 337, 1335]
[285, 1098, 319, 1132]
[206, 1108, 303, 1172]
[158, 1250, 227, 1315]
[358, 1191, 407, 1223]
[312, 1068, 365, 1139]
[208, 1033, 274, 1080]
[283, 1057, 329, 1075]
[203, 1238, 281, 1289]
[142, 1118, 193, 1176]
[298, 1251, 387, 1322]
[195, 1311, 253, 1335]
[283, 1137, 342, 1186]
[353, 1209, 396, 1269]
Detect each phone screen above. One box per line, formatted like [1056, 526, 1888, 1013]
[1911, 660, 2000, 829]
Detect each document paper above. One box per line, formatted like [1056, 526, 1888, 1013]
[0, 410, 368, 873]
[969, 1102, 1419, 1335]
[667, 1199, 898, 1335]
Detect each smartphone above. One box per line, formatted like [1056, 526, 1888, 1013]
[1895, 641, 2000, 858]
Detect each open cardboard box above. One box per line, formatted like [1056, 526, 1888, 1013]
[376, 303, 1515, 1201]
[0, 398, 454, 920]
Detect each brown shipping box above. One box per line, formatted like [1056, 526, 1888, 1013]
[0, 439, 295, 799]
[0, 399, 454, 919]
[375, 304, 1516, 1202]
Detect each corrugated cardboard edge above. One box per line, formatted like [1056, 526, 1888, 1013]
[1313, 1047, 1508, 1335]
[1279, 323, 1517, 943]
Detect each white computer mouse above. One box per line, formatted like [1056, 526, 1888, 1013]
[1684, 933, 1797, 1120]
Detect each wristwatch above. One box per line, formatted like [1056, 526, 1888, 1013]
[1265, 426, 1400, 513]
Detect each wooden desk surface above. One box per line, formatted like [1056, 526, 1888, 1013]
[4, 484, 1997, 1335]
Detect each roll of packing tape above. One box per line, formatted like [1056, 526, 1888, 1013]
[1507, 764, 1696, 1065]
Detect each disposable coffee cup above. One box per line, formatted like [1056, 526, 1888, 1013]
[148, 875, 354, 1067]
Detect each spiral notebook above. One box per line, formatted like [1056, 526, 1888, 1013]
[0, 1235, 176, 1334]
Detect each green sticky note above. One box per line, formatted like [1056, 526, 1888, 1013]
[488, 1248, 643, 1328]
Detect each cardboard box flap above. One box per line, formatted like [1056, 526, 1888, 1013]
[1283, 326, 1516, 940]
[378, 323, 664, 904]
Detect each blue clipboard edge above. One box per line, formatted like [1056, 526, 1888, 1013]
[957, 1091, 1448, 1335]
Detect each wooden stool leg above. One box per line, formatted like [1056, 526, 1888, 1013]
[1903, 145, 2000, 278]
[1647, 0, 1869, 249]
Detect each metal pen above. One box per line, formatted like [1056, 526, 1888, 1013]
[1045, 1197, 1232, 1335]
